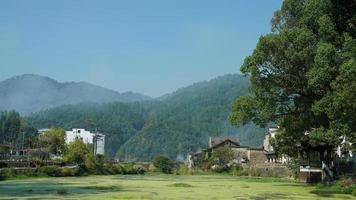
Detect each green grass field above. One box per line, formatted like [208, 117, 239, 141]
[0, 174, 354, 200]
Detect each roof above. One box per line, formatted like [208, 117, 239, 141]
[209, 136, 240, 148]
[208, 138, 241, 150]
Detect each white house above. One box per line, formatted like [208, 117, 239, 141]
[263, 127, 290, 164]
[65, 128, 105, 155]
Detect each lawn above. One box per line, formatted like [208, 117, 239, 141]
[0, 174, 354, 200]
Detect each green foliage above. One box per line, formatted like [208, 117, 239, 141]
[311, 179, 356, 196]
[209, 146, 235, 168]
[84, 154, 105, 174]
[64, 140, 91, 164]
[38, 166, 83, 177]
[27, 75, 267, 161]
[230, 165, 244, 176]
[38, 128, 66, 155]
[27, 102, 149, 158]
[230, 0, 356, 157]
[0, 110, 37, 148]
[153, 155, 176, 174]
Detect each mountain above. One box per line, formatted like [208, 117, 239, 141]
[27, 74, 267, 160]
[117, 74, 266, 160]
[0, 74, 151, 115]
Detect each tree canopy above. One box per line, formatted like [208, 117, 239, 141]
[38, 128, 66, 155]
[0, 110, 37, 148]
[230, 0, 356, 157]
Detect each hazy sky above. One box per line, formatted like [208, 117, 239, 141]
[0, 0, 282, 97]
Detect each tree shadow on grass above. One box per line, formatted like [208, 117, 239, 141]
[274, 183, 310, 187]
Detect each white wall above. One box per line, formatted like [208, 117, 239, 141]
[65, 129, 105, 155]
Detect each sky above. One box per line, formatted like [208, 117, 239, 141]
[0, 0, 283, 97]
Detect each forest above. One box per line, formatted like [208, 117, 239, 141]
[26, 74, 266, 160]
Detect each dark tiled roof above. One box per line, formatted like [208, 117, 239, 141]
[209, 137, 240, 148]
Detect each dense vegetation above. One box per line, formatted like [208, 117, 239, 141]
[230, 0, 356, 169]
[0, 110, 37, 148]
[27, 74, 266, 160]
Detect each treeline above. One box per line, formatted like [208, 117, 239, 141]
[27, 102, 149, 157]
[0, 110, 37, 148]
[27, 74, 266, 160]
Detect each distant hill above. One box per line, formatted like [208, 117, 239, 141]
[117, 74, 266, 160]
[27, 74, 266, 160]
[0, 74, 151, 115]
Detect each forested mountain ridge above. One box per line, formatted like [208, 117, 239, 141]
[0, 74, 151, 115]
[117, 74, 266, 160]
[27, 74, 266, 160]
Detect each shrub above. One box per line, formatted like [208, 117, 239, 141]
[175, 163, 190, 175]
[1, 168, 17, 178]
[230, 165, 244, 176]
[38, 166, 61, 177]
[38, 165, 84, 177]
[209, 146, 235, 170]
[133, 165, 146, 175]
[153, 156, 176, 174]
[116, 163, 146, 175]
[0, 171, 5, 181]
[352, 188, 356, 197]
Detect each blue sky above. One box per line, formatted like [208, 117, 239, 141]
[0, 0, 282, 97]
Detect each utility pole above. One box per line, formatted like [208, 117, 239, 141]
[22, 132, 25, 151]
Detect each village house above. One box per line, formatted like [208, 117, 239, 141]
[39, 128, 105, 156]
[187, 136, 267, 168]
[65, 128, 105, 155]
[263, 127, 290, 164]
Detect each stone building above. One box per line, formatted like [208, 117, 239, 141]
[188, 136, 267, 168]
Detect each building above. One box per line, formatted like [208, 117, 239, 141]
[208, 137, 251, 164]
[263, 127, 290, 163]
[65, 128, 105, 155]
[188, 136, 267, 168]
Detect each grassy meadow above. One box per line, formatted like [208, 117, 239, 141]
[0, 174, 355, 200]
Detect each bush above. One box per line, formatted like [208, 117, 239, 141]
[153, 156, 176, 174]
[133, 165, 146, 175]
[1, 168, 17, 178]
[116, 163, 146, 175]
[38, 165, 84, 177]
[38, 166, 61, 177]
[352, 188, 356, 197]
[211, 165, 230, 173]
[230, 165, 244, 176]
[210, 146, 235, 168]
[0, 170, 6, 181]
[175, 163, 190, 175]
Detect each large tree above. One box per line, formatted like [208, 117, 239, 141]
[38, 128, 66, 155]
[230, 0, 356, 162]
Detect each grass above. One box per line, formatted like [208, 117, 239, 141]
[0, 174, 354, 199]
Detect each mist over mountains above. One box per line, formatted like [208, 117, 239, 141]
[0, 74, 151, 115]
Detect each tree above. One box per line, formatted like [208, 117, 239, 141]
[209, 146, 235, 168]
[230, 0, 355, 166]
[38, 128, 66, 155]
[153, 155, 175, 174]
[0, 110, 37, 148]
[64, 140, 90, 164]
